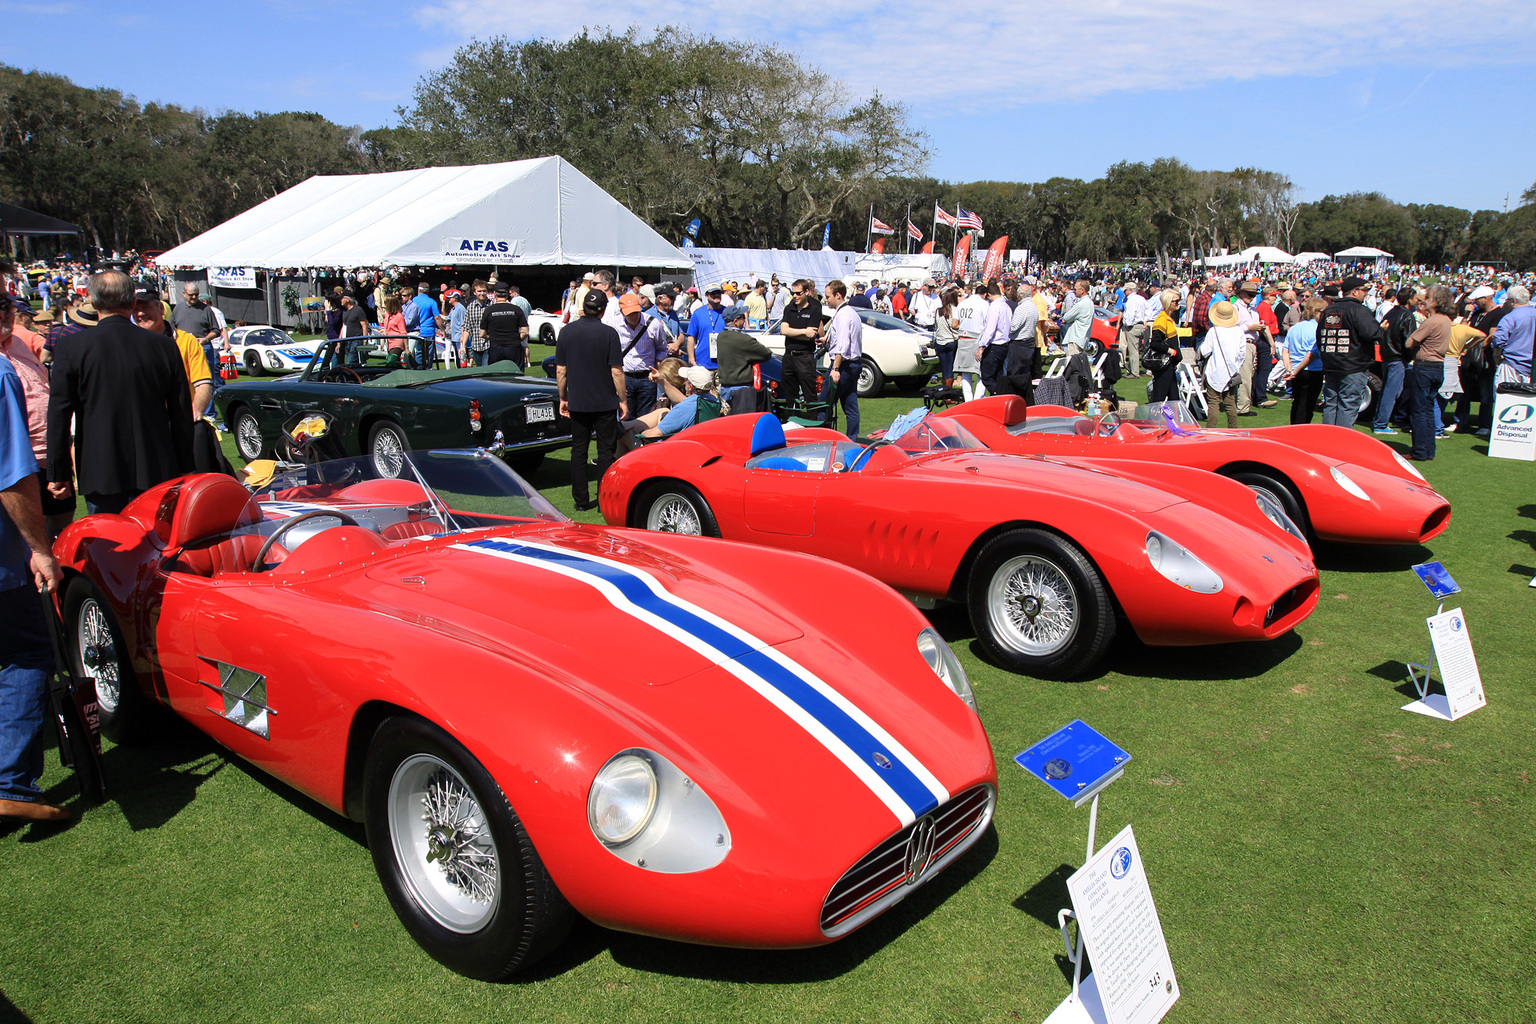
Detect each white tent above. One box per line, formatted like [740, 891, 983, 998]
[684, 246, 860, 289]
[854, 252, 952, 284]
[155, 157, 692, 270]
[1333, 245, 1394, 259]
[1237, 245, 1295, 264]
[1292, 251, 1331, 263]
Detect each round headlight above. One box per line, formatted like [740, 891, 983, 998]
[1392, 451, 1426, 481]
[267, 351, 283, 368]
[1145, 533, 1163, 569]
[917, 628, 976, 711]
[1254, 492, 1306, 543]
[588, 754, 657, 846]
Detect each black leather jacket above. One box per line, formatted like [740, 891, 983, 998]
[1317, 297, 1385, 374]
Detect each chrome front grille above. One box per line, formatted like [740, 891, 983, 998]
[820, 783, 995, 937]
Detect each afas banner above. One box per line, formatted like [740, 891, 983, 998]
[953, 235, 972, 274]
[921, 241, 934, 254]
[981, 236, 1009, 282]
[871, 237, 887, 254]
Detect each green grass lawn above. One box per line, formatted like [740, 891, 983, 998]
[5, 367, 1535, 1024]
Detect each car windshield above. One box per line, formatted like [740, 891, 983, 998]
[242, 328, 296, 347]
[254, 449, 566, 532]
[888, 416, 985, 454]
[857, 308, 925, 333]
[1124, 401, 1200, 434]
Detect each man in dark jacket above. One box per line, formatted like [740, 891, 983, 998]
[1372, 286, 1418, 434]
[46, 270, 195, 515]
[556, 289, 626, 511]
[1316, 275, 1386, 427]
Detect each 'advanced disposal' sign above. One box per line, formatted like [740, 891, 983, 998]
[1488, 390, 1536, 461]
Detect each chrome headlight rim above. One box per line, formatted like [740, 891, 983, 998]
[1330, 465, 1371, 501]
[1391, 451, 1426, 481]
[1144, 530, 1224, 594]
[917, 627, 976, 712]
[587, 751, 658, 847]
[1254, 492, 1306, 543]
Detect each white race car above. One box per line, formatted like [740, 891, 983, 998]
[528, 309, 565, 345]
[760, 307, 938, 397]
[232, 326, 320, 376]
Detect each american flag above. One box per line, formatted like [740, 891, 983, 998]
[870, 216, 895, 235]
[935, 204, 957, 227]
[956, 207, 983, 232]
[906, 220, 923, 241]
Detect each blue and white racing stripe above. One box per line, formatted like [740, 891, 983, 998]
[458, 536, 949, 826]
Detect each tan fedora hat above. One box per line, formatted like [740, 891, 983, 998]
[1209, 300, 1240, 327]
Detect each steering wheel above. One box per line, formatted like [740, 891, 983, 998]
[252, 509, 359, 570]
[322, 366, 364, 384]
[846, 439, 892, 473]
[1096, 412, 1121, 437]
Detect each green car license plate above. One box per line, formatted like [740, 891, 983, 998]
[527, 403, 555, 424]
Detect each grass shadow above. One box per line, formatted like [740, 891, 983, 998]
[1509, 563, 1536, 580]
[99, 717, 228, 832]
[222, 757, 368, 848]
[1013, 863, 1076, 929]
[1519, 504, 1536, 521]
[1508, 529, 1536, 549]
[0, 991, 34, 1024]
[1094, 632, 1304, 683]
[593, 825, 1000, 984]
[1366, 659, 1441, 701]
[1312, 541, 1434, 574]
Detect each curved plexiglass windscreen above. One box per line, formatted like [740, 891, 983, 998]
[255, 449, 566, 532]
[887, 416, 986, 454]
[1125, 401, 1200, 434]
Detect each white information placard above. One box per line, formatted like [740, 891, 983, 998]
[1404, 607, 1486, 721]
[1488, 390, 1536, 461]
[1065, 824, 1179, 1024]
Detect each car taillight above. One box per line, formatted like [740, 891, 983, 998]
[469, 399, 483, 433]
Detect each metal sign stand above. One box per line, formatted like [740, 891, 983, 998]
[1405, 597, 1446, 703]
[1015, 721, 1130, 1024]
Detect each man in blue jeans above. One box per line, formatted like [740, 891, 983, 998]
[0, 342, 68, 822]
[411, 283, 440, 369]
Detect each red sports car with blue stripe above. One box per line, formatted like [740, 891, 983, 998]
[51, 449, 995, 980]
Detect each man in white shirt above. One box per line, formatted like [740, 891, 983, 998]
[1119, 283, 1148, 376]
[975, 282, 1012, 397]
[821, 280, 864, 437]
[909, 281, 942, 331]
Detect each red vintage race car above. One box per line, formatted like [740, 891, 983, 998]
[52, 450, 995, 979]
[937, 397, 1451, 546]
[600, 413, 1320, 680]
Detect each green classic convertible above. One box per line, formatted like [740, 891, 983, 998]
[215, 338, 571, 475]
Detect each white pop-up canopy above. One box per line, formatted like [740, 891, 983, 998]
[1334, 245, 1394, 259]
[155, 157, 692, 271]
[1292, 251, 1331, 263]
[683, 246, 860, 289]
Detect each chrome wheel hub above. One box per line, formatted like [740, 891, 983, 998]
[388, 754, 501, 933]
[987, 555, 1080, 657]
[648, 496, 701, 534]
[76, 599, 121, 712]
[236, 416, 262, 459]
[373, 431, 404, 478]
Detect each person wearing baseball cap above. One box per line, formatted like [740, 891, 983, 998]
[616, 291, 667, 415]
[556, 288, 627, 511]
[1316, 275, 1386, 427]
[684, 284, 728, 371]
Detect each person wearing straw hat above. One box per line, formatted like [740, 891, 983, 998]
[1199, 300, 1246, 428]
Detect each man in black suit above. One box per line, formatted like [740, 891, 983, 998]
[46, 270, 195, 515]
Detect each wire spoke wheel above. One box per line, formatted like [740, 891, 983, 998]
[371, 423, 407, 479]
[388, 753, 502, 934]
[648, 494, 702, 534]
[987, 554, 1080, 657]
[235, 413, 263, 462]
[76, 597, 121, 712]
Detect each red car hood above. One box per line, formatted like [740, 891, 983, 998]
[360, 524, 805, 688]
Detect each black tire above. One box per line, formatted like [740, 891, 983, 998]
[1358, 372, 1382, 418]
[231, 408, 267, 463]
[368, 419, 410, 479]
[1226, 470, 1309, 536]
[856, 361, 886, 399]
[538, 323, 556, 345]
[506, 451, 544, 475]
[363, 717, 574, 980]
[64, 578, 155, 744]
[632, 481, 720, 537]
[243, 349, 263, 376]
[967, 528, 1115, 679]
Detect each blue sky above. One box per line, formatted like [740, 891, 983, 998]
[2, 0, 1532, 213]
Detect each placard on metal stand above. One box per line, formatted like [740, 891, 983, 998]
[1402, 562, 1485, 721]
[1016, 721, 1131, 1024]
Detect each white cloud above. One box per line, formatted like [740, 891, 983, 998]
[412, 0, 1536, 111]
